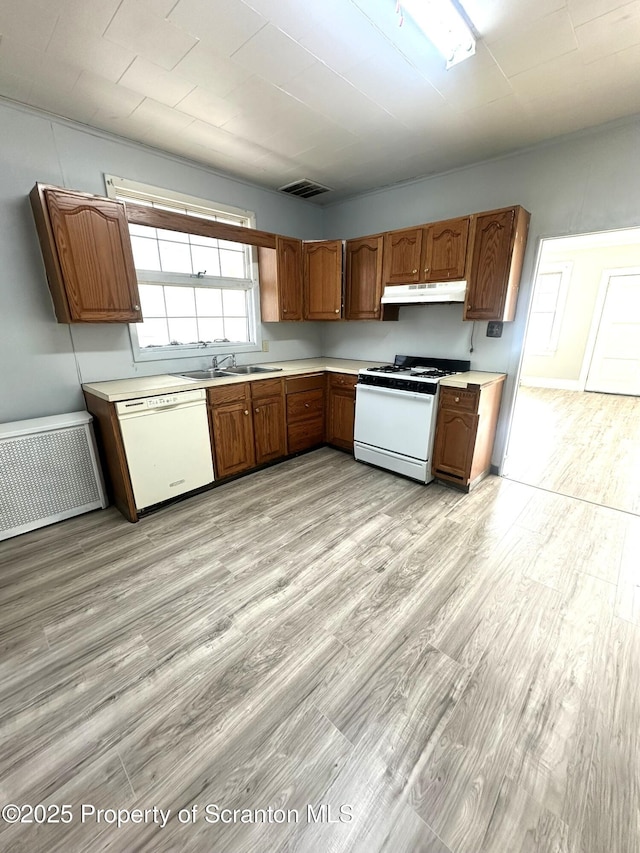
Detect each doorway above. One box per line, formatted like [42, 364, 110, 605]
[504, 228, 640, 515]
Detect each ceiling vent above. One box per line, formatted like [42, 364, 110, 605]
[278, 179, 332, 199]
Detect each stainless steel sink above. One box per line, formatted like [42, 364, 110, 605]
[223, 365, 282, 375]
[175, 369, 233, 380]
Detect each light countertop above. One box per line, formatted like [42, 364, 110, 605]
[440, 371, 506, 389]
[82, 358, 386, 402]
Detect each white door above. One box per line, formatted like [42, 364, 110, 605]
[585, 272, 640, 396]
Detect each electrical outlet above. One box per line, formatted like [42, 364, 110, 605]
[486, 321, 503, 338]
[262, 340, 269, 352]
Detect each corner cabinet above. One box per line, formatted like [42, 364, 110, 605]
[303, 240, 343, 320]
[465, 206, 530, 322]
[258, 236, 303, 321]
[30, 184, 142, 323]
[326, 372, 357, 452]
[432, 377, 505, 491]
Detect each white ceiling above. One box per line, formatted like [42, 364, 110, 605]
[1, 0, 640, 203]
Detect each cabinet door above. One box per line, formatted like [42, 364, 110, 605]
[326, 376, 357, 452]
[432, 409, 478, 482]
[465, 208, 518, 321]
[32, 185, 141, 323]
[383, 227, 424, 284]
[423, 217, 470, 281]
[303, 240, 343, 320]
[278, 236, 303, 320]
[345, 236, 383, 320]
[209, 400, 255, 479]
[258, 237, 302, 322]
[253, 396, 287, 464]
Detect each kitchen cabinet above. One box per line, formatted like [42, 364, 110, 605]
[207, 384, 256, 479]
[207, 378, 286, 479]
[432, 378, 505, 490]
[382, 226, 423, 285]
[303, 240, 343, 320]
[424, 216, 470, 281]
[326, 373, 357, 452]
[465, 206, 530, 321]
[285, 373, 325, 453]
[345, 235, 384, 320]
[30, 183, 142, 323]
[382, 217, 470, 285]
[258, 236, 303, 321]
[251, 378, 287, 465]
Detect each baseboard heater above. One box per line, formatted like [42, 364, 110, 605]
[0, 411, 107, 541]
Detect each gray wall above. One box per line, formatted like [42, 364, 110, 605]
[321, 116, 640, 465]
[1, 99, 324, 423]
[3, 95, 640, 469]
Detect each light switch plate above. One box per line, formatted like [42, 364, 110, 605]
[262, 340, 269, 351]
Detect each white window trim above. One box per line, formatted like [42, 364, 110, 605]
[104, 175, 262, 362]
[525, 261, 572, 356]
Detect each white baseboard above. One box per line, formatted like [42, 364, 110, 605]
[519, 376, 582, 391]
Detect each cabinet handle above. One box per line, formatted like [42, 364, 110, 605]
[254, 407, 259, 413]
[244, 410, 249, 415]
[283, 308, 288, 313]
[455, 397, 460, 403]
[133, 304, 140, 310]
[424, 268, 429, 275]
[412, 269, 418, 274]
[334, 308, 340, 313]
[304, 403, 310, 408]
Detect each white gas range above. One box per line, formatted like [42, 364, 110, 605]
[354, 354, 471, 483]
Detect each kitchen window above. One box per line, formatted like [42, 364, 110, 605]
[525, 262, 572, 355]
[105, 176, 261, 362]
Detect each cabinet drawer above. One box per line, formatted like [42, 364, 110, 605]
[251, 377, 284, 400]
[285, 373, 325, 394]
[287, 388, 324, 421]
[328, 372, 358, 390]
[207, 383, 249, 406]
[288, 418, 324, 453]
[439, 387, 479, 413]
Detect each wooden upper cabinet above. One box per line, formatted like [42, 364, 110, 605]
[258, 236, 303, 322]
[383, 227, 423, 284]
[345, 235, 384, 320]
[465, 206, 531, 322]
[303, 240, 343, 320]
[423, 216, 470, 281]
[29, 184, 142, 323]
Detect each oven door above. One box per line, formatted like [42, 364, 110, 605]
[354, 384, 437, 460]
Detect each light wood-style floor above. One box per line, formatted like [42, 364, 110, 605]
[505, 386, 640, 514]
[1, 447, 639, 852]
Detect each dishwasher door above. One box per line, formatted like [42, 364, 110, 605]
[116, 390, 214, 510]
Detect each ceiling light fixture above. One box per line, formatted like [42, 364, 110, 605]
[399, 0, 476, 68]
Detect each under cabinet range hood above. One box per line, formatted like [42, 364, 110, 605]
[381, 281, 467, 304]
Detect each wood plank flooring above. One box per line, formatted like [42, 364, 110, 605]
[1, 447, 639, 852]
[505, 386, 640, 514]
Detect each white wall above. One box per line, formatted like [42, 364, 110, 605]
[322, 116, 640, 465]
[0, 99, 324, 423]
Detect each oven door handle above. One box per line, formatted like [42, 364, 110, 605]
[356, 384, 435, 401]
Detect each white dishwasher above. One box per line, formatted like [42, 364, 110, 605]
[115, 389, 214, 511]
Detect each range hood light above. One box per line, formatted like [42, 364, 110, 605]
[400, 0, 476, 68]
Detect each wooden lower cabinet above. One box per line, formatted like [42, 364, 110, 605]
[285, 373, 325, 453]
[251, 379, 287, 465]
[207, 384, 255, 479]
[208, 379, 287, 479]
[432, 379, 505, 490]
[326, 372, 357, 452]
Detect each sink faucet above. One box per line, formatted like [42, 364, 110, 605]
[211, 353, 236, 369]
